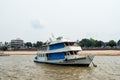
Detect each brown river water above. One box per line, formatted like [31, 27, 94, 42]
[0, 55, 120, 80]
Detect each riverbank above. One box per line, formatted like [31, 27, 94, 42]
[1, 50, 120, 56]
[80, 50, 120, 56]
[1, 51, 37, 55]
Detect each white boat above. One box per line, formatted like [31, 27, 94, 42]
[34, 37, 95, 67]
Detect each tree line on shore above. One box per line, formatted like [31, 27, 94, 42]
[79, 38, 120, 47]
[0, 38, 120, 51]
[24, 38, 120, 48]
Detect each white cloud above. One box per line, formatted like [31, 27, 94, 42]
[31, 20, 44, 29]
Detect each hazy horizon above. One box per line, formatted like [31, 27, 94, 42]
[0, 0, 120, 42]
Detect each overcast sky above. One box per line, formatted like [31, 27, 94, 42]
[0, 0, 120, 42]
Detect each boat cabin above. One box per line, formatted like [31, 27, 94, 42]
[36, 41, 80, 61]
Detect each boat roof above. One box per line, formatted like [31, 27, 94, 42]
[49, 37, 75, 45]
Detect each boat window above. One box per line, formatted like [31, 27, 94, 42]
[72, 51, 74, 55]
[41, 54, 42, 57]
[71, 43, 73, 46]
[43, 54, 45, 57]
[39, 54, 41, 57]
[66, 52, 69, 55]
[74, 51, 77, 55]
[40, 54, 41, 57]
[64, 43, 66, 46]
[65, 43, 68, 46]
[73, 51, 75, 55]
[76, 52, 77, 55]
[65, 42, 75, 46]
[68, 43, 70, 46]
[68, 52, 69, 55]
[42, 54, 44, 57]
[70, 43, 72, 46]
[70, 51, 73, 55]
[46, 54, 48, 57]
[65, 52, 67, 55]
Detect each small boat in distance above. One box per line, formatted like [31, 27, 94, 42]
[34, 36, 95, 67]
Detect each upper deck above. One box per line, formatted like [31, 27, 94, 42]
[48, 37, 80, 50]
[49, 37, 74, 45]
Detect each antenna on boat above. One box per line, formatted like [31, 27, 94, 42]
[52, 33, 55, 38]
[52, 33, 56, 40]
[49, 38, 52, 42]
[50, 33, 56, 41]
[46, 40, 49, 45]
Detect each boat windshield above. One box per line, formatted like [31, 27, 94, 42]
[64, 42, 79, 46]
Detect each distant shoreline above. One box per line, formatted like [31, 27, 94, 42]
[1, 50, 120, 56]
[80, 50, 120, 56]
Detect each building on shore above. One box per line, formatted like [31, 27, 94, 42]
[10, 38, 24, 50]
[0, 42, 2, 47]
[117, 40, 120, 46]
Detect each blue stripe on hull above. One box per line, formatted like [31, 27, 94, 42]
[49, 52, 65, 60]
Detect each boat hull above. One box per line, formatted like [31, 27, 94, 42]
[34, 55, 94, 67]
